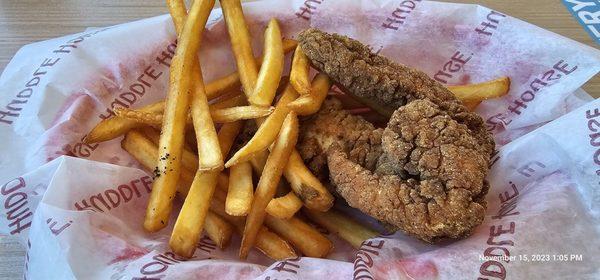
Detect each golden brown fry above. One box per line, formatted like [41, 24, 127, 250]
[170, 170, 219, 258]
[115, 105, 268, 126]
[284, 151, 334, 211]
[211, 106, 274, 123]
[226, 161, 254, 216]
[289, 45, 311, 96]
[464, 100, 481, 111]
[204, 38, 296, 99]
[266, 191, 303, 219]
[240, 112, 299, 259]
[210, 93, 246, 110]
[211, 189, 297, 260]
[145, 0, 216, 232]
[248, 18, 284, 106]
[140, 127, 199, 173]
[84, 41, 298, 145]
[122, 130, 234, 249]
[264, 215, 333, 258]
[204, 211, 234, 249]
[220, 0, 259, 98]
[84, 101, 164, 143]
[287, 73, 332, 115]
[225, 83, 298, 168]
[304, 208, 378, 249]
[218, 121, 244, 159]
[447, 76, 511, 102]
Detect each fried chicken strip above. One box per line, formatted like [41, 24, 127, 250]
[297, 29, 495, 242]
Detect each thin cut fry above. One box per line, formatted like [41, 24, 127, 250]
[211, 189, 297, 260]
[145, 0, 216, 232]
[464, 101, 481, 111]
[287, 73, 332, 115]
[226, 161, 254, 216]
[170, 170, 219, 258]
[220, 0, 259, 98]
[218, 121, 244, 159]
[225, 83, 298, 168]
[211, 106, 274, 123]
[140, 127, 199, 173]
[240, 112, 299, 259]
[447, 76, 511, 102]
[284, 151, 334, 211]
[84, 101, 164, 143]
[266, 192, 303, 219]
[204, 38, 297, 99]
[289, 45, 311, 96]
[210, 93, 246, 110]
[114, 105, 269, 125]
[304, 208, 378, 249]
[248, 18, 284, 106]
[83, 41, 297, 145]
[165, 0, 219, 258]
[264, 215, 333, 258]
[204, 211, 234, 249]
[122, 130, 234, 249]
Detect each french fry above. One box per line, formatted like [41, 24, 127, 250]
[220, 0, 259, 98]
[264, 215, 333, 258]
[266, 191, 303, 219]
[289, 45, 311, 96]
[447, 77, 511, 102]
[248, 18, 284, 106]
[218, 121, 244, 159]
[120, 130, 195, 195]
[140, 127, 199, 173]
[84, 101, 164, 143]
[304, 208, 378, 249]
[240, 112, 299, 259]
[226, 161, 254, 216]
[114, 105, 267, 126]
[205, 38, 296, 99]
[121, 130, 234, 249]
[225, 83, 298, 168]
[284, 151, 334, 211]
[211, 106, 274, 123]
[210, 93, 246, 110]
[204, 211, 234, 249]
[145, 0, 216, 232]
[211, 189, 297, 260]
[287, 74, 332, 115]
[464, 101, 482, 111]
[83, 41, 297, 145]
[164, 0, 221, 257]
[170, 170, 219, 258]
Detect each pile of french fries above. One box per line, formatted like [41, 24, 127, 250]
[84, 0, 510, 260]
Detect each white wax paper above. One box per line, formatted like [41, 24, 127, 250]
[1, 0, 599, 279]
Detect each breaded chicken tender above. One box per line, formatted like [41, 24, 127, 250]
[297, 29, 495, 242]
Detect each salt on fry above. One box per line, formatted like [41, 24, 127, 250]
[239, 112, 299, 259]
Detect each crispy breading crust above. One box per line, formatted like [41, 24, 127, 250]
[298, 28, 493, 152]
[297, 28, 495, 242]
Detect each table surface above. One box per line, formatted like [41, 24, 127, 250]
[0, 0, 598, 279]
